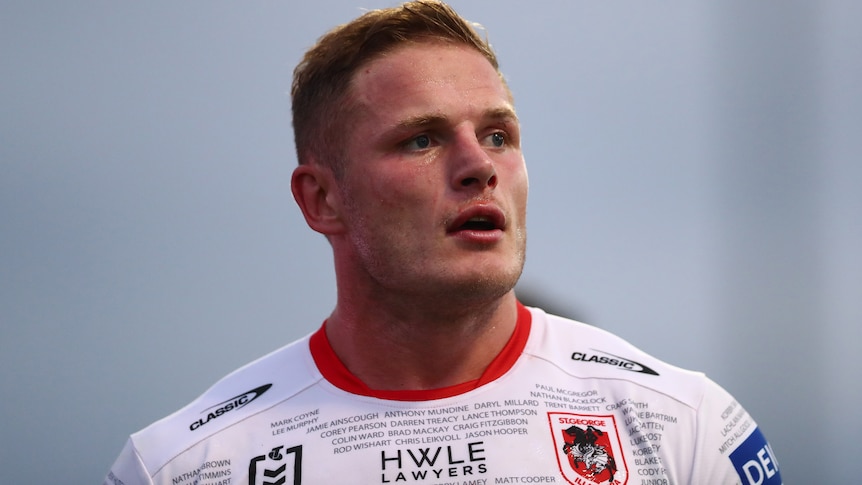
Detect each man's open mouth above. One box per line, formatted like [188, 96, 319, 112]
[459, 216, 498, 231]
[448, 205, 506, 233]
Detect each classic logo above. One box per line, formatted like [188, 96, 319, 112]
[249, 445, 303, 485]
[571, 350, 659, 376]
[189, 383, 273, 431]
[548, 412, 628, 485]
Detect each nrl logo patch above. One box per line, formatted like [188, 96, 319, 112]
[548, 412, 628, 485]
[249, 445, 302, 485]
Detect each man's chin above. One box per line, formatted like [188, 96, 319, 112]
[434, 268, 523, 303]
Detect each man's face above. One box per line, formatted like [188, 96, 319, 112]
[334, 41, 528, 302]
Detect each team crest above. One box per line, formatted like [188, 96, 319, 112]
[249, 445, 302, 485]
[548, 413, 628, 485]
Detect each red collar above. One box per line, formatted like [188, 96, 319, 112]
[309, 302, 532, 401]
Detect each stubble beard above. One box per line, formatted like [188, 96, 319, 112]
[361, 230, 528, 319]
[339, 184, 528, 317]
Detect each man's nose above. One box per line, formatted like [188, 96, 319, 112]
[450, 136, 498, 191]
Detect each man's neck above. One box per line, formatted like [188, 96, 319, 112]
[324, 291, 519, 391]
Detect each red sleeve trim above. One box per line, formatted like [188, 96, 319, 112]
[309, 302, 532, 401]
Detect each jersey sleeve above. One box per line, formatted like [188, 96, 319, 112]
[102, 438, 154, 485]
[691, 377, 783, 484]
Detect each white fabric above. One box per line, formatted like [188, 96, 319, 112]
[104, 307, 781, 485]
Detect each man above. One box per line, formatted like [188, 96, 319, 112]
[104, 2, 782, 484]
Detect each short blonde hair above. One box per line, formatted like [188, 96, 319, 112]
[291, 0, 502, 176]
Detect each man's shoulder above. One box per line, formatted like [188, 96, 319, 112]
[129, 333, 319, 476]
[523, 306, 711, 409]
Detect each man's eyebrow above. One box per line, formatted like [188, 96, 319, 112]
[484, 106, 519, 124]
[394, 114, 450, 132]
[393, 107, 519, 132]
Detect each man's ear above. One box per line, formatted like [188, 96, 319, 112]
[291, 163, 345, 235]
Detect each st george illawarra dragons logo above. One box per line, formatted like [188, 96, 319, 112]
[548, 413, 628, 485]
[248, 445, 302, 485]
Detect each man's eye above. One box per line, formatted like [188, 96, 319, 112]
[486, 132, 506, 148]
[406, 134, 432, 150]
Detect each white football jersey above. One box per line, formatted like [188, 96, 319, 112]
[104, 305, 782, 485]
